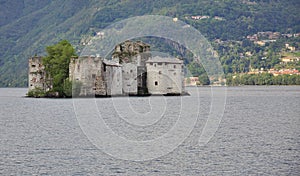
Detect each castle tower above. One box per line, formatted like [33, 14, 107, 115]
[112, 40, 151, 95]
[146, 56, 184, 95]
[28, 56, 47, 91]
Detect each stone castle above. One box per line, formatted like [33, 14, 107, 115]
[29, 41, 185, 96]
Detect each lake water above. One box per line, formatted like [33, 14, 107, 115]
[0, 86, 299, 175]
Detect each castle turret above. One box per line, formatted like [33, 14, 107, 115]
[28, 56, 47, 91]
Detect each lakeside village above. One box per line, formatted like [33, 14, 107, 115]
[182, 14, 300, 83]
[170, 30, 300, 86]
[214, 30, 300, 85]
[28, 41, 190, 97]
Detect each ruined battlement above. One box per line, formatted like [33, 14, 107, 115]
[112, 40, 151, 64]
[28, 56, 47, 91]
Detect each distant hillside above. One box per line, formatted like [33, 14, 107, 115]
[0, 0, 299, 87]
[0, 0, 52, 27]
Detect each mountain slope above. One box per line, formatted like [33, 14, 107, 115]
[0, 0, 299, 87]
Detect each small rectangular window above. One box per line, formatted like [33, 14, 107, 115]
[155, 81, 158, 86]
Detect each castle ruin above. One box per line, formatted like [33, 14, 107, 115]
[29, 41, 186, 96]
[28, 56, 51, 91]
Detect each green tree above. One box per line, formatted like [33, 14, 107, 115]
[42, 40, 77, 97]
[198, 74, 210, 85]
[27, 87, 46, 98]
[186, 77, 191, 84]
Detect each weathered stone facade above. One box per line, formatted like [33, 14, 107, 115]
[68, 55, 185, 96]
[113, 41, 151, 95]
[69, 56, 122, 96]
[146, 56, 184, 95]
[103, 60, 123, 96]
[28, 56, 51, 91]
[112, 40, 150, 63]
[69, 55, 105, 96]
[122, 63, 137, 94]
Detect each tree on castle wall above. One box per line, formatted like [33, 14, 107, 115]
[42, 40, 77, 97]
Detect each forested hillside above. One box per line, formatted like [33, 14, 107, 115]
[0, 0, 299, 87]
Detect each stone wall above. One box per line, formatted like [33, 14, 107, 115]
[69, 56, 106, 96]
[122, 63, 138, 94]
[112, 41, 151, 95]
[69, 56, 123, 96]
[146, 57, 184, 95]
[112, 40, 150, 63]
[28, 56, 47, 91]
[103, 61, 122, 96]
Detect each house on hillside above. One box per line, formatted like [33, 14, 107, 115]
[184, 77, 200, 86]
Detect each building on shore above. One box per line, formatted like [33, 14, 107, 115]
[146, 56, 184, 95]
[68, 55, 185, 96]
[184, 77, 200, 86]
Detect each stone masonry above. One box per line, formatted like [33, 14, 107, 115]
[28, 56, 51, 91]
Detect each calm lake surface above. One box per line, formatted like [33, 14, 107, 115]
[0, 86, 299, 175]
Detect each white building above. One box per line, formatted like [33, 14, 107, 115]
[146, 56, 184, 95]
